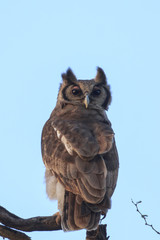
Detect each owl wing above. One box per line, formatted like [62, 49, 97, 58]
[51, 118, 114, 159]
[41, 117, 114, 205]
[103, 140, 119, 199]
[81, 139, 119, 215]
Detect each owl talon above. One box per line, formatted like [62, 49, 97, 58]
[54, 212, 61, 225]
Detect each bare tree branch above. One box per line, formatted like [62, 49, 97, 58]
[131, 199, 160, 235]
[0, 225, 31, 240]
[0, 206, 109, 240]
[0, 206, 61, 232]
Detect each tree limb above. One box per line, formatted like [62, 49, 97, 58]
[0, 206, 109, 240]
[0, 206, 61, 232]
[0, 225, 31, 240]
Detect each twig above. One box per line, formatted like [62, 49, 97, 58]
[131, 199, 160, 235]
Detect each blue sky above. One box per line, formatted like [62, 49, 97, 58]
[0, 1, 160, 240]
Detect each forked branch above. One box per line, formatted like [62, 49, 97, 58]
[0, 206, 108, 240]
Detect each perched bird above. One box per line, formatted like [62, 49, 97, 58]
[41, 67, 119, 231]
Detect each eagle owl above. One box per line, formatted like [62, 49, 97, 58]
[41, 67, 119, 231]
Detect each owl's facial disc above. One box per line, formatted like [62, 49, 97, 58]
[60, 68, 112, 110]
[70, 85, 103, 108]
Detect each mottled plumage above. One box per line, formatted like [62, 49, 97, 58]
[41, 67, 119, 231]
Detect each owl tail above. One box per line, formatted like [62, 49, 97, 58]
[61, 190, 101, 231]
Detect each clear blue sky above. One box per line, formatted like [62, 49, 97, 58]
[0, 1, 160, 240]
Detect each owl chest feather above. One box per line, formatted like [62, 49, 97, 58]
[52, 104, 109, 122]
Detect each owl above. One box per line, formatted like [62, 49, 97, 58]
[41, 67, 119, 232]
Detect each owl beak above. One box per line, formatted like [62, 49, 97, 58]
[84, 94, 90, 108]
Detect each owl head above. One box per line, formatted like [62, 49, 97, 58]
[57, 67, 111, 110]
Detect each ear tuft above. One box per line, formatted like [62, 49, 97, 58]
[94, 67, 107, 84]
[61, 68, 77, 84]
[95, 67, 112, 110]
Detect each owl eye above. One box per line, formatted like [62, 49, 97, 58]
[91, 89, 101, 96]
[72, 86, 82, 96]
